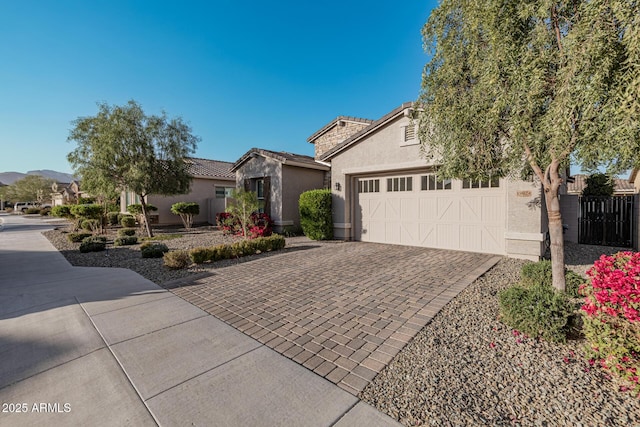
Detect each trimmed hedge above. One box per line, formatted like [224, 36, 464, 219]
[114, 236, 138, 246]
[51, 205, 73, 219]
[140, 242, 169, 258]
[299, 189, 333, 240]
[118, 228, 137, 237]
[163, 250, 192, 269]
[121, 216, 136, 227]
[79, 236, 107, 253]
[106, 212, 120, 226]
[189, 235, 286, 265]
[68, 232, 93, 243]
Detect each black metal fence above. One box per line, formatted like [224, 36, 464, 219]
[578, 196, 635, 247]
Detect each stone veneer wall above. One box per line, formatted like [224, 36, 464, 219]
[313, 120, 370, 159]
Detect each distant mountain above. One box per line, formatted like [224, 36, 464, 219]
[0, 170, 77, 185]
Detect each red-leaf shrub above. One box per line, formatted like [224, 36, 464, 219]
[581, 251, 640, 395]
[215, 211, 273, 239]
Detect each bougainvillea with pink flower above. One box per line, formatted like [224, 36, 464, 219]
[581, 251, 640, 396]
[215, 211, 273, 239]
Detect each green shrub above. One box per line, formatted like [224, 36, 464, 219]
[39, 207, 51, 216]
[114, 236, 138, 246]
[118, 228, 137, 237]
[499, 283, 572, 343]
[70, 204, 103, 220]
[299, 189, 333, 240]
[68, 232, 93, 243]
[163, 250, 192, 269]
[521, 260, 586, 297]
[188, 235, 286, 264]
[25, 207, 40, 214]
[51, 205, 73, 219]
[107, 212, 120, 226]
[79, 236, 107, 253]
[121, 216, 136, 227]
[81, 218, 101, 232]
[190, 247, 213, 264]
[140, 242, 169, 258]
[83, 235, 107, 243]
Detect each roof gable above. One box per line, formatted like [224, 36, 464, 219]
[307, 116, 373, 144]
[231, 148, 330, 172]
[319, 102, 415, 161]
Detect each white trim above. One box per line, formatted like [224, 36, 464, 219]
[333, 223, 352, 229]
[504, 232, 545, 241]
[274, 220, 294, 226]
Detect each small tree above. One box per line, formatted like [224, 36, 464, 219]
[67, 100, 200, 238]
[418, 0, 640, 291]
[582, 173, 615, 197]
[127, 203, 158, 232]
[171, 202, 199, 229]
[225, 189, 258, 240]
[70, 204, 103, 233]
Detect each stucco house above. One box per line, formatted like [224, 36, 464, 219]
[51, 181, 83, 206]
[121, 157, 235, 226]
[313, 102, 546, 260]
[231, 148, 330, 233]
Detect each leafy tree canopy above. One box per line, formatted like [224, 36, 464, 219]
[417, 0, 639, 291]
[582, 173, 615, 197]
[67, 100, 200, 236]
[2, 175, 54, 204]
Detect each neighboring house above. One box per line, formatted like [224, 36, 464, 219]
[314, 102, 546, 260]
[121, 157, 235, 226]
[565, 174, 636, 196]
[51, 180, 83, 206]
[231, 148, 330, 233]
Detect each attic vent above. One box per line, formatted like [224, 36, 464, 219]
[404, 125, 416, 141]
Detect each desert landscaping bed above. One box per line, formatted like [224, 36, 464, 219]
[43, 223, 639, 425]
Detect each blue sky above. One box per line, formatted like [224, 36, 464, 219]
[0, 1, 436, 174]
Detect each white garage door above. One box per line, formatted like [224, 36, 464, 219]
[355, 173, 506, 254]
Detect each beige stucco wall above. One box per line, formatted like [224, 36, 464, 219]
[235, 156, 282, 222]
[329, 110, 544, 259]
[504, 179, 545, 260]
[281, 165, 327, 230]
[313, 120, 370, 159]
[147, 177, 235, 225]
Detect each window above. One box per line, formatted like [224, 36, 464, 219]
[386, 176, 413, 192]
[462, 177, 500, 189]
[256, 179, 265, 213]
[358, 179, 380, 193]
[215, 187, 234, 198]
[421, 174, 452, 191]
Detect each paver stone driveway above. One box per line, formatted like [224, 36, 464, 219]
[167, 241, 500, 395]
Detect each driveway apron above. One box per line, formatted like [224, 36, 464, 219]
[166, 241, 500, 395]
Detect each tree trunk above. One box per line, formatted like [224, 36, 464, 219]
[139, 197, 154, 238]
[543, 177, 566, 292]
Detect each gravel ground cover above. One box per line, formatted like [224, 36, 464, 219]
[42, 223, 321, 285]
[361, 244, 640, 427]
[43, 222, 640, 425]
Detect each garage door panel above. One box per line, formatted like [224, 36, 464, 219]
[356, 176, 505, 255]
[437, 224, 459, 249]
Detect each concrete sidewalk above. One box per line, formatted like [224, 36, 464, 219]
[0, 215, 401, 426]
